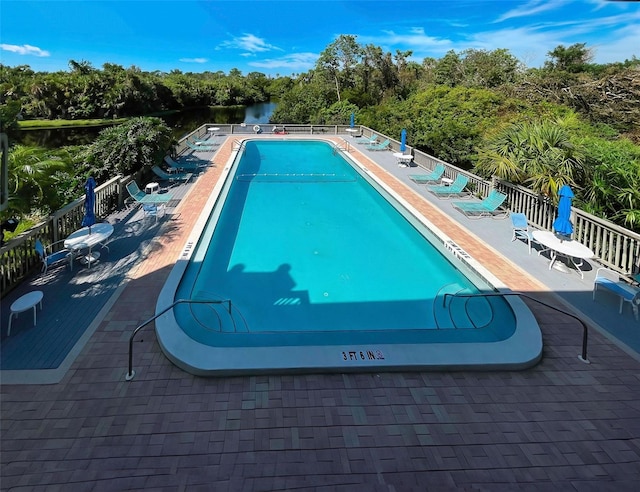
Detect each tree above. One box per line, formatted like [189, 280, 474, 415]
[475, 120, 587, 198]
[82, 117, 174, 179]
[545, 43, 593, 73]
[5, 145, 72, 215]
[316, 35, 363, 101]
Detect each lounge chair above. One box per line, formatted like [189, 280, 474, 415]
[593, 267, 640, 320]
[188, 135, 218, 146]
[164, 155, 203, 172]
[452, 190, 508, 219]
[426, 175, 469, 199]
[125, 181, 173, 204]
[365, 139, 390, 151]
[510, 212, 534, 253]
[35, 239, 72, 274]
[185, 140, 217, 152]
[409, 164, 445, 184]
[151, 165, 193, 184]
[356, 135, 378, 145]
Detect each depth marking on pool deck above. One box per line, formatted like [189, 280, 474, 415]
[342, 349, 385, 361]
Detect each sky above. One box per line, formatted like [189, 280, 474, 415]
[1, 0, 639, 76]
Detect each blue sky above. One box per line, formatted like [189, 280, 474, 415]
[1, 0, 639, 76]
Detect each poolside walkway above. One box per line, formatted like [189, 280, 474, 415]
[1, 135, 640, 490]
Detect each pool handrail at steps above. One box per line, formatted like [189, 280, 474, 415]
[126, 298, 232, 381]
[443, 291, 591, 364]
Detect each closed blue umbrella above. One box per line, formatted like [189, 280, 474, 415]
[350, 113, 355, 128]
[81, 177, 96, 233]
[553, 184, 574, 238]
[400, 129, 407, 152]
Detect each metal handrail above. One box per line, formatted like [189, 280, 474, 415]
[443, 291, 590, 363]
[125, 298, 231, 381]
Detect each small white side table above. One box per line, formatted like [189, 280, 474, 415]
[145, 182, 159, 194]
[8, 291, 44, 336]
[441, 177, 454, 186]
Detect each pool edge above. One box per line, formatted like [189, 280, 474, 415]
[156, 138, 543, 375]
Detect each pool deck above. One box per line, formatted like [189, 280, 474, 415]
[1, 134, 640, 490]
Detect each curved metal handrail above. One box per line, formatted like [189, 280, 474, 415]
[443, 292, 590, 364]
[125, 298, 231, 381]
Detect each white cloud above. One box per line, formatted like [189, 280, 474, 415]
[220, 33, 282, 53]
[360, 27, 452, 51]
[179, 57, 208, 63]
[1, 44, 50, 57]
[495, 0, 568, 23]
[249, 52, 318, 71]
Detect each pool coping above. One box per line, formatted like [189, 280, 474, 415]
[155, 137, 543, 375]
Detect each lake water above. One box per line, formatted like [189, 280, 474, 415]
[15, 102, 277, 148]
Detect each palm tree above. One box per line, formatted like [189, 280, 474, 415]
[475, 120, 586, 199]
[7, 145, 68, 215]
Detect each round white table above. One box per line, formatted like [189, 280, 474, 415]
[208, 127, 220, 135]
[145, 182, 159, 194]
[64, 222, 114, 268]
[393, 152, 413, 167]
[345, 128, 359, 137]
[532, 230, 594, 278]
[441, 177, 454, 186]
[8, 290, 43, 336]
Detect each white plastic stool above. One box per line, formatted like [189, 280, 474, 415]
[7, 291, 44, 336]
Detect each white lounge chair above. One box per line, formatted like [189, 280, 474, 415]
[593, 267, 640, 320]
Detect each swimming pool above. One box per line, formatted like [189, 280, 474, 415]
[157, 138, 542, 375]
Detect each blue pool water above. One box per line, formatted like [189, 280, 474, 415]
[157, 138, 541, 374]
[175, 140, 514, 344]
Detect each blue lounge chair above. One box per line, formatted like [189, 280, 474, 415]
[164, 155, 203, 172]
[125, 181, 173, 204]
[356, 135, 378, 145]
[593, 267, 640, 320]
[426, 175, 469, 199]
[365, 139, 390, 151]
[151, 165, 193, 184]
[409, 164, 445, 184]
[452, 190, 508, 219]
[185, 140, 217, 152]
[188, 135, 218, 146]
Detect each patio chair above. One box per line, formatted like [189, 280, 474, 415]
[35, 239, 72, 274]
[593, 267, 640, 320]
[365, 139, 390, 151]
[452, 190, 508, 219]
[356, 135, 378, 145]
[509, 212, 535, 254]
[151, 165, 193, 184]
[164, 155, 203, 172]
[125, 181, 173, 204]
[409, 164, 445, 184]
[142, 203, 164, 224]
[426, 175, 469, 199]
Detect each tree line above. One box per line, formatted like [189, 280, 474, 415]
[0, 61, 289, 128]
[272, 37, 640, 229]
[1, 38, 639, 232]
